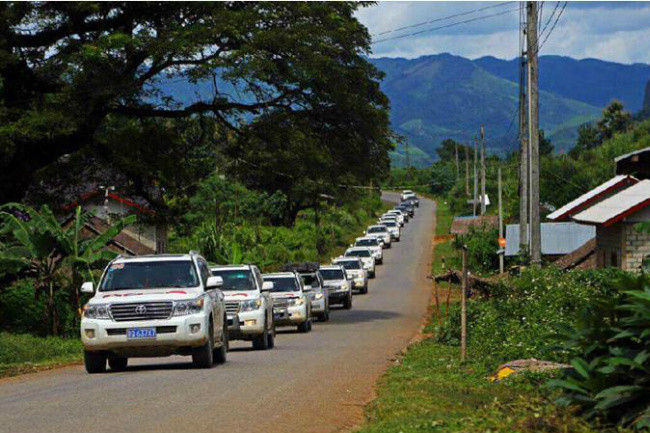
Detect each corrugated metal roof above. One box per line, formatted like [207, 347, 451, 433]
[505, 222, 595, 256]
[572, 179, 650, 226]
[614, 146, 650, 162]
[547, 175, 637, 221]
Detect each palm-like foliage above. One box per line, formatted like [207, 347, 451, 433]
[0, 203, 135, 335]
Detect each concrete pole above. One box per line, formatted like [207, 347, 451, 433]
[527, 1, 541, 266]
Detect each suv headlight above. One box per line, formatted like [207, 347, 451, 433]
[172, 297, 205, 316]
[240, 298, 263, 312]
[83, 304, 111, 320]
[292, 297, 305, 306]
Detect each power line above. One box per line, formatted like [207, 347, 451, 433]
[539, 1, 561, 40]
[371, 1, 516, 37]
[372, 6, 520, 45]
[538, 2, 567, 52]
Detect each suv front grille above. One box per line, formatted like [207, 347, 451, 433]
[109, 302, 173, 322]
[225, 301, 240, 314]
[273, 298, 295, 308]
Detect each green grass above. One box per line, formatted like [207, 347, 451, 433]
[434, 198, 453, 236]
[0, 332, 82, 377]
[356, 341, 602, 433]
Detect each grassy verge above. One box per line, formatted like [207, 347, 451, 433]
[0, 332, 82, 378]
[355, 197, 604, 433]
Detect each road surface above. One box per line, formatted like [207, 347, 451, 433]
[0, 193, 435, 433]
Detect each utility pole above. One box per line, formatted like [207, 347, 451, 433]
[473, 138, 478, 217]
[498, 168, 504, 274]
[455, 141, 459, 180]
[480, 125, 486, 215]
[465, 144, 470, 196]
[461, 245, 468, 362]
[519, 2, 529, 255]
[527, 1, 541, 266]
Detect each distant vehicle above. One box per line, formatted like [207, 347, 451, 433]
[281, 263, 330, 322]
[210, 264, 276, 350]
[382, 220, 401, 241]
[396, 202, 415, 217]
[366, 224, 391, 248]
[353, 236, 383, 264]
[386, 209, 407, 224]
[80, 252, 228, 373]
[332, 257, 368, 295]
[400, 189, 415, 201]
[344, 247, 376, 278]
[380, 214, 402, 227]
[319, 265, 353, 309]
[263, 272, 312, 333]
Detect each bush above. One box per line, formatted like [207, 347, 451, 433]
[454, 225, 499, 274]
[436, 267, 626, 369]
[549, 273, 650, 430]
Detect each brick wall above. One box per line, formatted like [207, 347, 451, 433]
[623, 223, 650, 273]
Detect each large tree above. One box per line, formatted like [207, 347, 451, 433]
[0, 2, 392, 214]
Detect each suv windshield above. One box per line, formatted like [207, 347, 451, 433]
[320, 269, 345, 280]
[336, 260, 361, 270]
[264, 276, 299, 292]
[100, 261, 199, 291]
[384, 221, 398, 227]
[368, 226, 387, 233]
[300, 273, 321, 289]
[346, 250, 371, 258]
[356, 239, 378, 247]
[211, 269, 256, 291]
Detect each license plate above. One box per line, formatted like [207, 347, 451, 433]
[126, 327, 156, 339]
[273, 308, 287, 319]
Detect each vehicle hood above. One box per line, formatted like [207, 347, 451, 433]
[323, 279, 346, 287]
[223, 291, 261, 302]
[92, 288, 203, 304]
[270, 291, 301, 299]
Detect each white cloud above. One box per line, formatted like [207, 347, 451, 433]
[356, 1, 650, 64]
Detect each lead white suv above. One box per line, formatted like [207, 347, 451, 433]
[210, 265, 276, 350]
[80, 252, 228, 373]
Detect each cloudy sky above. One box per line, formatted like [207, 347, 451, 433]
[356, 1, 650, 64]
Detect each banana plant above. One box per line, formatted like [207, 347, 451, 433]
[0, 203, 136, 335]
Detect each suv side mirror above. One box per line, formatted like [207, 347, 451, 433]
[206, 276, 223, 289]
[81, 281, 94, 294]
[262, 281, 274, 292]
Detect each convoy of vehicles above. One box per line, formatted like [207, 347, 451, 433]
[79, 192, 418, 372]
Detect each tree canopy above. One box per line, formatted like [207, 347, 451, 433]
[0, 2, 393, 220]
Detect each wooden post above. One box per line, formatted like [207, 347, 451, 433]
[519, 4, 529, 253]
[527, 1, 541, 266]
[461, 245, 468, 362]
[498, 168, 504, 274]
[455, 141, 459, 180]
[480, 125, 486, 216]
[473, 138, 478, 217]
[465, 144, 470, 196]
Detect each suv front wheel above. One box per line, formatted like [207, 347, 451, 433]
[192, 323, 214, 368]
[84, 350, 107, 374]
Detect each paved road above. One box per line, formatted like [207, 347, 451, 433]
[0, 193, 435, 433]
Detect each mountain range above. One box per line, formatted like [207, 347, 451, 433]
[370, 54, 650, 167]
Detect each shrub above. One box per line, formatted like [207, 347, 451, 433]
[549, 273, 650, 430]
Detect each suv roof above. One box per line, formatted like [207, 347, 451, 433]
[112, 254, 195, 264]
[367, 224, 387, 229]
[355, 236, 379, 242]
[347, 246, 372, 252]
[334, 257, 362, 263]
[210, 264, 253, 271]
[320, 264, 345, 270]
[263, 272, 296, 278]
[280, 262, 320, 273]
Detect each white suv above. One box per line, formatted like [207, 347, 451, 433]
[333, 257, 368, 294]
[263, 272, 313, 333]
[353, 237, 383, 264]
[210, 265, 276, 350]
[80, 253, 228, 373]
[319, 265, 353, 309]
[382, 220, 401, 242]
[366, 224, 391, 248]
[344, 247, 376, 278]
